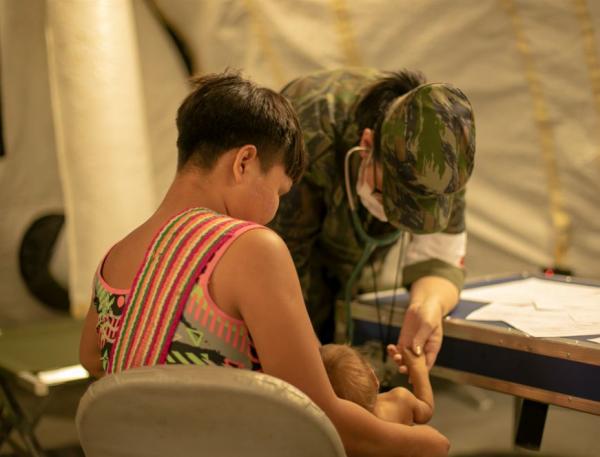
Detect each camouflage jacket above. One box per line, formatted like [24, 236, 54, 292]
[270, 68, 466, 327]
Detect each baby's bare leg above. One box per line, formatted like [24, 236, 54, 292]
[401, 347, 434, 423]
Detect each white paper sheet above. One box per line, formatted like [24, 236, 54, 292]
[588, 337, 600, 344]
[461, 278, 600, 310]
[504, 316, 600, 338]
[466, 302, 545, 321]
[568, 309, 600, 324]
[533, 290, 600, 311]
[463, 278, 600, 337]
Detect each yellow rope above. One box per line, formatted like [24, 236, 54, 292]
[499, 0, 571, 269]
[242, 0, 286, 87]
[572, 0, 600, 167]
[330, 0, 362, 67]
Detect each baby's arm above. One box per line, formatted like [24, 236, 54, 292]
[387, 345, 434, 423]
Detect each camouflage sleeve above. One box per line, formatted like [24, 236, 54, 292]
[402, 258, 465, 291]
[269, 178, 326, 303]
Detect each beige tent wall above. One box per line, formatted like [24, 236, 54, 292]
[0, 0, 599, 321]
[0, 0, 63, 322]
[140, 0, 600, 280]
[0, 0, 189, 321]
[131, 0, 189, 197]
[46, 0, 158, 317]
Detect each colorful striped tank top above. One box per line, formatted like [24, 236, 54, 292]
[92, 208, 263, 374]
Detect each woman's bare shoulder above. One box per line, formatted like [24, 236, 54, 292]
[216, 227, 293, 280]
[213, 226, 299, 301]
[230, 227, 289, 255]
[101, 222, 160, 289]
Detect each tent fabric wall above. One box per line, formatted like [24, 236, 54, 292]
[130, 0, 189, 198]
[46, 0, 157, 317]
[0, 0, 63, 323]
[142, 0, 600, 279]
[0, 0, 599, 322]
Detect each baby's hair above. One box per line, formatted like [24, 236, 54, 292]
[176, 70, 306, 183]
[320, 344, 379, 412]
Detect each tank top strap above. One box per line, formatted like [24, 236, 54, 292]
[107, 208, 255, 373]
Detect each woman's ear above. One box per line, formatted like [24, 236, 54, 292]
[232, 145, 258, 183]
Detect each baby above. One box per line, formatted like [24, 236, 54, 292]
[320, 343, 434, 425]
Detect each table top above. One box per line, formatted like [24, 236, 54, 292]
[352, 273, 600, 414]
[354, 273, 600, 364]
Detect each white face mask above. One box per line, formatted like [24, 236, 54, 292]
[356, 158, 388, 222]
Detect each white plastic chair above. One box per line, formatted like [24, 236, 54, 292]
[76, 365, 346, 457]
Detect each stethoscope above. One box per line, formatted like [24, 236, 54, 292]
[342, 146, 405, 343]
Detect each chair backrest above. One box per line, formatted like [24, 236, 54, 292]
[76, 365, 347, 457]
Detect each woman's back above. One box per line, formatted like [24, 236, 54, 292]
[100, 215, 165, 292]
[88, 208, 265, 375]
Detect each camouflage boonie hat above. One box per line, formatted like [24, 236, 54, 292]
[379, 83, 475, 233]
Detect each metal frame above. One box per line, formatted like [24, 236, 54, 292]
[0, 378, 47, 457]
[0, 318, 88, 455]
[435, 318, 600, 415]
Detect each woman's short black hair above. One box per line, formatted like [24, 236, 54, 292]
[176, 71, 305, 183]
[354, 70, 426, 160]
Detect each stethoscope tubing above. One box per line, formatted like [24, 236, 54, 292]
[342, 147, 404, 342]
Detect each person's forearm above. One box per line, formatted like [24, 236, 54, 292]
[328, 397, 449, 457]
[409, 275, 459, 316]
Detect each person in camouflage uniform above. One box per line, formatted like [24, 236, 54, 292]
[270, 68, 475, 371]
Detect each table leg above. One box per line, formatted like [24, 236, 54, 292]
[0, 378, 47, 457]
[513, 397, 549, 451]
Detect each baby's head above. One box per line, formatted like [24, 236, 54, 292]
[174, 70, 306, 224]
[320, 344, 379, 412]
